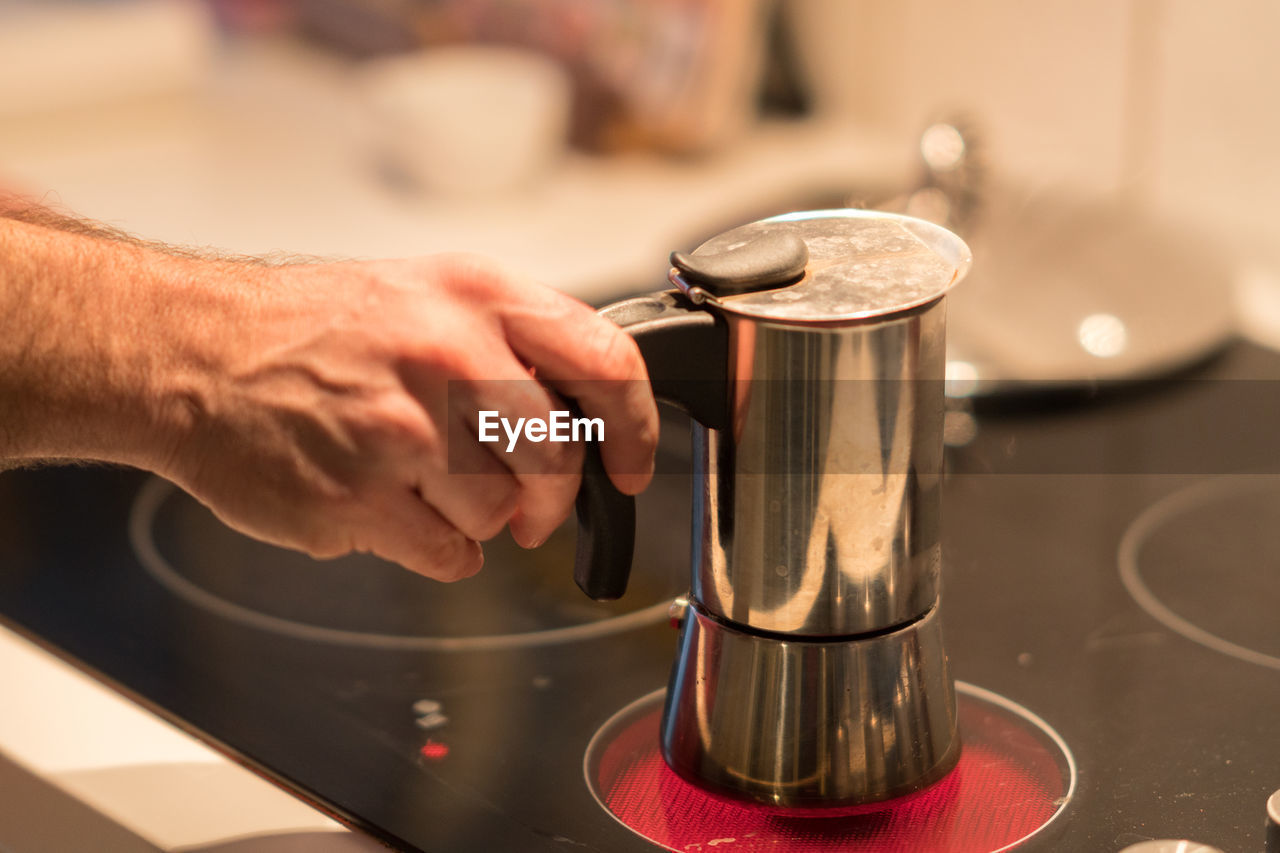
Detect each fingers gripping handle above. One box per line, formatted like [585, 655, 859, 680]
[573, 291, 729, 601]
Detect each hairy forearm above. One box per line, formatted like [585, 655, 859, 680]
[0, 202, 250, 471]
[0, 195, 146, 242]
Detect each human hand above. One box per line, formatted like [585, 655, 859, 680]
[153, 253, 658, 581]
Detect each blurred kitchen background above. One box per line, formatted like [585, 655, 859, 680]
[2, 0, 1279, 381]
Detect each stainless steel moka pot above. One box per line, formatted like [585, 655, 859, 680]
[574, 209, 972, 809]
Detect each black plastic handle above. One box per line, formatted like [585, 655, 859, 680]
[573, 290, 729, 601]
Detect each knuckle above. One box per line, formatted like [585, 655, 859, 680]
[426, 252, 506, 299]
[527, 420, 583, 461]
[289, 494, 362, 561]
[636, 410, 660, 453]
[551, 434, 585, 473]
[471, 484, 519, 540]
[302, 527, 353, 561]
[524, 428, 583, 479]
[425, 533, 481, 582]
[409, 341, 473, 384]
[307, 543, 345, 561]
[516, 471, 581, 521]
[361, 395, 438, 454]
[585, 321, 643, 381]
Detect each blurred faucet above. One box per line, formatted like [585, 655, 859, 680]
[897, 116, 985, 238]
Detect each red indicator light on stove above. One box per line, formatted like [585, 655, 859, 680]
[420, 740, 449, 761]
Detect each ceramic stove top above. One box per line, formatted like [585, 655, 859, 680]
[3, 341, 1280, 852]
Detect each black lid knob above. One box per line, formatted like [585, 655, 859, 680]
[670, 231, 808, 295]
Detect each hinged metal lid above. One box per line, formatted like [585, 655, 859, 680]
[669, 209, 971, 323]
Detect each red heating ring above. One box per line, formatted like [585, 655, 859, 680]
[591, 690, 1069, 853]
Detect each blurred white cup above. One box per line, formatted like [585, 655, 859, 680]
[361, 45, 572, 197]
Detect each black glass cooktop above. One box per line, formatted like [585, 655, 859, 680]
[3, 342, 1280, 852]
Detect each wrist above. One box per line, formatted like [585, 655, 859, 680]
[110, 250, 277, 480]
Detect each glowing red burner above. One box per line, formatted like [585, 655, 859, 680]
[588, 684, 1072, 853]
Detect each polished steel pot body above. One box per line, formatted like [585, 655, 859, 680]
[692, 300, 947, 637]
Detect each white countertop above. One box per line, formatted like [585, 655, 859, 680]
[0, 623, 387, 852]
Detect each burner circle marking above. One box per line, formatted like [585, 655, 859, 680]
[130, 477, 672, 651]
[1118, 476, 1280, 672]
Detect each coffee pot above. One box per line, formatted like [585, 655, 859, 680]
[575, 209, 972, 809]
